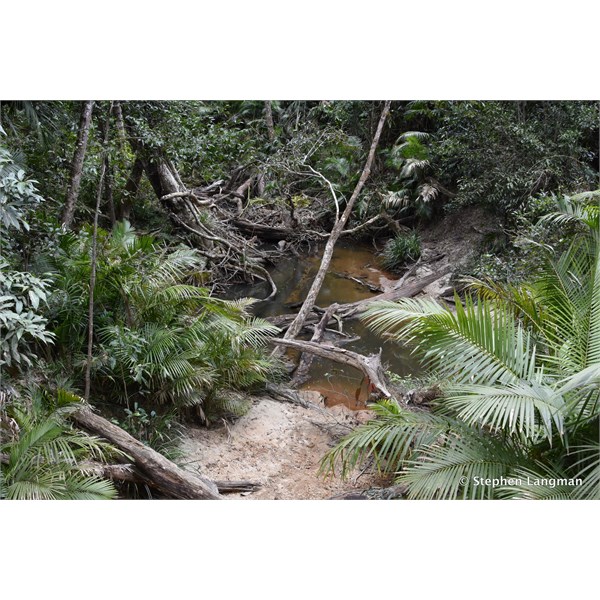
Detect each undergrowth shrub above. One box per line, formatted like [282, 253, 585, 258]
[381, 231, 421, 272]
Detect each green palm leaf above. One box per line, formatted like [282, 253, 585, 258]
[398, 428, 527, 500]
[364, 295, 538, 385]
[443, 380, 565, 442]
[320, 401, 450, 479]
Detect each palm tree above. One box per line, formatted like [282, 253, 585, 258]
[1, 388, 118, 500]
[384, 131, 439, 220]
[322, 191, 600, 499]
[46, 221, 281, 416]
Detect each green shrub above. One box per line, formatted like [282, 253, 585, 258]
[381, 232, 421, 272]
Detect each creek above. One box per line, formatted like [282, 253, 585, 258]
[229, 241, 422, 409]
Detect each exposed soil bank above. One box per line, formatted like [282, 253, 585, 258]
[180, 395, 386, 500]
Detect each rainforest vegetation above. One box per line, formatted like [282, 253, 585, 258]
[0, 100, 598, 500]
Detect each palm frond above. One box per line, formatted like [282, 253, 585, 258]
[400, 158, 430, 179]
[463, 277, 546, 333]
[398, 428, 527, 500]
[364, 295, 539, 385]
[569, 444, 600, 499]
[496, 463, 584, 500]
[443, 380, 565, 442]
[320, 401, 450, 479]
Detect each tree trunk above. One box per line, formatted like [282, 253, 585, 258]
[72, 407, 221, 499]
[276, 101, 391, 348]
[104, 154, 116, 226]
[264, 101, 276, 142]
[84, 103, 112, 401]
[61, 100, 94, 227]
[117, 156, 144, 221]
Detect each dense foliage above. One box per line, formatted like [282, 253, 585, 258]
[1, 100, 598, 499]
[323, 192, 600, 499]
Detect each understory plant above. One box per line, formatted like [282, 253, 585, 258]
[45, 220, 280, 420]
[322, 191, 600, 499]
[0, 387, 119, 500]
[380, 231, 421, 272]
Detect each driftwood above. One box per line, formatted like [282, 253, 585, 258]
[333, 272, 382, 293]
[271, 338, 392, 398]
[265, 383, 323, 409]
[291, 303, 339, 386]
[214, 480, 262, 494]
[72, 407, 221, 499]
[269, 266, 452, 331]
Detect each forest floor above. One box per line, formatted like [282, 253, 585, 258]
[179, 206, 501, 500]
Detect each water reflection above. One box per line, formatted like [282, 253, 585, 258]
[227, 241, 422, 408]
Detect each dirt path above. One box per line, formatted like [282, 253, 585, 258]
[179, 395, 386, 500]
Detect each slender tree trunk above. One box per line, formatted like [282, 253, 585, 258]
[117, 156, 144, 220]
[277, 101, 391, 347]
[264, 101, 276, 142]
[104, 155, 116, 226]
[61, 100, 94, 227]
[84, 102, 113, 401]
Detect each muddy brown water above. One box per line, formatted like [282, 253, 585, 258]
[227, 242, 422, 409]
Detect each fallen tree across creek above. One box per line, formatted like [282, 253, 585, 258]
[268, 265, 452, 331]
[270, 338, 393, 399]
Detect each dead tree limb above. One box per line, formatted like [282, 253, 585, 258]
[271, 338, 392, 398]
[339, 213, 384, 236]
[71, 407, 221, 499]
[273, 101, 392, 353]
[291, 303, 339, 386]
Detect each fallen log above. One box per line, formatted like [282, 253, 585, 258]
[267, 266, 452, 330]
[72, 407, 221, 499]
[337, 266, 452, 318]
[233, 219, 298, 241]
[271, 338, 392, 398]
[81, 461, 260, 495]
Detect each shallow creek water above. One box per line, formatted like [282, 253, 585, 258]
[229, 242, 421, 409]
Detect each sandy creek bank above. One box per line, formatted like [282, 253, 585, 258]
[180, 394, 387, 500]
[179, 206, 501, 499]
